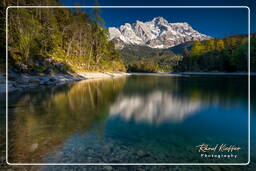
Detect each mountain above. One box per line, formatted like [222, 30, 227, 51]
[121, 45, 176, 63]
[120, 45, 182, 72]
[108, 17, 212, 49]
[168, 41, 194, 55]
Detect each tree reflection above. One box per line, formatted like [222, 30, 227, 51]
[8, 77, 126, 163]
[7, 75, 249, 163]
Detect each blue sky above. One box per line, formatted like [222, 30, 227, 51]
[61, 0, 255, 38]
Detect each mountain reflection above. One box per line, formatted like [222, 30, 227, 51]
[110, 75, 248, 124]
[110, 90, 203, 124]
[6, 75, 248, 163]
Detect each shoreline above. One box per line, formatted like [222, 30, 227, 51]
[131, 72, 256, 76]
[0, 72, 130, 94]
[173, 72, 256, 76]
[0, 71, 254, 94]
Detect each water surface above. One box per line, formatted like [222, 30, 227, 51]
[6, 75, 249, 163]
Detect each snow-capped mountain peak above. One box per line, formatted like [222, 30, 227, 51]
[152, 16, 169, 25]
[108, 17, 212, 49]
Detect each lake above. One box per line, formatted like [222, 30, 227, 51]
[4, 74, 253, 164]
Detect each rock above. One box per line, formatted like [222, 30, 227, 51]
[0, 72, 87, 93]
[31, 143, 38, 152]
[0, 74, 5, 82]
[0, 156, 5, 162]
[2, 82, 19, 92]
[27, 69, 38, 75]
[109, 17, 211, 49]
[18, 75, 30, 83]
[207, 166, 221, 171]
[39, 81, 46, 85]
[137, 150, 146, 157]
[102, 145, 111, 154]
[43, 68, 53, 74]
[8, 80, 16, 86]
[20, 64, 28, 70]
[39, 77, 50, 85]
[103, 166, 113, 171]
[18, 84, 32, 88]
[55, 62, 66, 71]
[87, 148, 94, 154]
[8, 83, 14, 90]
[87, 157, 92, 161]
[7, 71, 17, 79]
[41, 77, 50, 81]
[0, 84, 6, 93]
[29, 78, 40, 83]
[49, 78, 56, 82]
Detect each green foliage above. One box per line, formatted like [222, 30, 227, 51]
[128, 60, 159, 72]
[215, 39, 225, 51]
[0, 1, 6, 70]
[92, 0, 105, 26]
[176, 34, 254, 72]
[120, 34, 255, 73]
[205, 39, 215, 51]
[6, 0, 125, 72]
[251, 38, 256, 72]
[230, 42, 248, 71]
[190, 40, 205, 56]
[120, 45, 181, 72]
[3, 0, 255, 73]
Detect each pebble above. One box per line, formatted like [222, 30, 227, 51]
[19, 76, 30, 83]
[102, 145, 111, 153]
[0, 84, 6, 93]
[29, 78, 40, 83]
[137, 150, 146, 157]
[0, 156, 5, 162]
[103, 166, 113, 171]
[207, 166, 221, 171]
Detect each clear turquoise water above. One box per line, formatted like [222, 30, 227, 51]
[6, 75, 250, 163]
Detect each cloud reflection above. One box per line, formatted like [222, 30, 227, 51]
[110, 91, 203, 124]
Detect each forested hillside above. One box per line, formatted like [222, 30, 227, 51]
[1, 0, 255, 73]
[120, 34, 256, 72]
[121, 45, 182, 72]
[175, 34, 256, 72]
[2, 0, 125, 73]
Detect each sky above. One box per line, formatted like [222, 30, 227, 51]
[60, 0, 256, 38]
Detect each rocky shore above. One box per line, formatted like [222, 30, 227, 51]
[0, 71, 129, 93]
[1, 71, 252, 93]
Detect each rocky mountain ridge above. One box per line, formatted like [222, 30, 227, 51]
[108, 17, 212, 49]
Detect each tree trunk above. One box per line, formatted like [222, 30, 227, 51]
[87, 41, 93, 70]
[79, 30, 82, 57]
[66, 32, 76, 58]
[96, 53, 103, 65]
